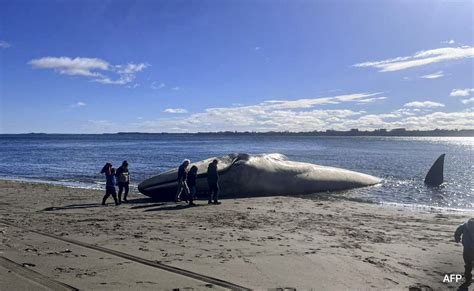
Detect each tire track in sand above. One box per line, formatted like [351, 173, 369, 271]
[0, 220, 250, 291]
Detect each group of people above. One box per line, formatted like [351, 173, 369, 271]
[100, 161, 130, 206]
[175, 158, 220, 206]
[100, 158, 220, 206]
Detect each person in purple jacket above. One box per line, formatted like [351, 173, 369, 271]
[100, 162, 119, 206]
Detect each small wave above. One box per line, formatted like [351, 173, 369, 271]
[0, 177, 100, 189]
[379, 201, 474, 213]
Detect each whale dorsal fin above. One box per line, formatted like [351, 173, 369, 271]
[424, 154, 445, 187]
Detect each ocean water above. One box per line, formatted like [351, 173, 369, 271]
[0, 134, 472, 209]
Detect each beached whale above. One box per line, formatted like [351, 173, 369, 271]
[138, 153, 381, 200]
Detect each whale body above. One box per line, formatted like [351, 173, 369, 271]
[138, 153, 381, 200]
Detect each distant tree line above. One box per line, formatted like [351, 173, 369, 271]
[114, 128, 474, 137]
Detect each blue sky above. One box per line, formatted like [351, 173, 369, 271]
[0, 0, 473, 133]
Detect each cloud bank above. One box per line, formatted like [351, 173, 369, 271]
[83, 93, 473, 133]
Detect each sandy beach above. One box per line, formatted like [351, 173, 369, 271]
[0, 179, 471, 290]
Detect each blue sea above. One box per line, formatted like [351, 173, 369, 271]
[0, 134, 472, 210]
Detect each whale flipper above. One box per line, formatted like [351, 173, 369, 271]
[424, 154, 445, 187]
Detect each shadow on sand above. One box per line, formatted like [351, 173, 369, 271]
[143, 203, 210, 212]
[40, 196, 210, 212]
[39, 190, 365, 213]
[41, 203, 103, 211]
[40, 197, 159, 211]
[129, 202, 166, 209]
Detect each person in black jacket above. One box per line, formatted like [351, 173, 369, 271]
[186, 165, 198, 206]
[175, 159, 190, 202]
[455, 218, 474, 283]
[115, 160, 130, 203]
[207, 159, 220, 204]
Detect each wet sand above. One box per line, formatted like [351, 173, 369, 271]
[0, 180, 471, 290]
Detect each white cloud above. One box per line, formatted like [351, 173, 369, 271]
[450, 88, 474, 97]
[261, 93, 385, 109]
[461, 98, 474, 105]
[116, 63, 148, 74]
[0, 40, 11, 48]
[442, 40, 455, 45]
[70, 101, 86, 108]
[126, 83, 140, 89]
[355, 97, 387, 104]
[95, 76, 132, 85]
[354, 46, 474, 72]
[164, 108, 188, 114]
[403, 101, 445, 108]
[255, 46, 261, 51]
[420, 71, 444, 79]
[172, 86, 180, 91]
[29, 57, 109, 77]
[28, 57, 148, 85]
[151, 82, 165, 90]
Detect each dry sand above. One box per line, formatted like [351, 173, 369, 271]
[0, 180, 471, 290]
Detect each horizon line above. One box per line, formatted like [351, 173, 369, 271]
[2, 128, 474, 135]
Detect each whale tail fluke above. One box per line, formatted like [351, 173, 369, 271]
[424, 154, 445, 187]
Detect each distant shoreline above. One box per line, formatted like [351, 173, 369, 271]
[2, 128, 474, 137]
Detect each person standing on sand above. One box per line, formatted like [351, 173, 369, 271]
[186, 165, 198, 206]
[207, 159, 220, 205]
[455, 218, 474, 283]
[116, 160, 130, 203]
[175, 159, 190, 202]
[100, 163, 119, 206]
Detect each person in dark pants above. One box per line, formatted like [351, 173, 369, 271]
[100, 163, 119, 206]
[115, 160, 130, 203]
[175, 159, 190, 202]
[207, 159, 220, 204]
[455, 218, 474, 283]
[186, 165, 198, 206]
